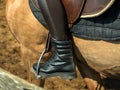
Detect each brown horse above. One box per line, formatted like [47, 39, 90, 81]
[6, 0, 120, 89]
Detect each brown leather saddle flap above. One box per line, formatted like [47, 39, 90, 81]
[81, 0, 115, 18]
[62, 0, 115, 23]
[30, 0, 115, 24]
[61, 0, 85, 24]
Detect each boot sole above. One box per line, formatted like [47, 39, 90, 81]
[31, 67, 77, 80]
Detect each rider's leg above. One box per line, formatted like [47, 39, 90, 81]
[38, 0, 71, 40]
[32, 0, 77, 79]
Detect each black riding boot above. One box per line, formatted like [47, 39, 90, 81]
[32, 37, 77, 79]
[32, 0, 77, 79]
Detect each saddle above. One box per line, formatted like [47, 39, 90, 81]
[31, 0, 115, 24]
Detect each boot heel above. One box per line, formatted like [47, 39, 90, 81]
[59, 72, 77, 80]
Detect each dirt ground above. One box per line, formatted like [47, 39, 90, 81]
[0, 1, 86, 90]
[0, 0, 28, 80]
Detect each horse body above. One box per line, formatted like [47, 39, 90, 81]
[6, 0, 48, 84]
[75, 37, 120, 75]
[6, 0, 120, 89]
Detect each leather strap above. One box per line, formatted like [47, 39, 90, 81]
[62, 0, 86, 24]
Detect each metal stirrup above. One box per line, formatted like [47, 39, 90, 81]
[36, 33, 51, 76]
[36, 49, 46, 75]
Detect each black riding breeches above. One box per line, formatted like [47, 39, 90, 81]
[37, 0, 71, 40]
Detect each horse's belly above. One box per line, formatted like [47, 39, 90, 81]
[74, 37, 120, 78]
